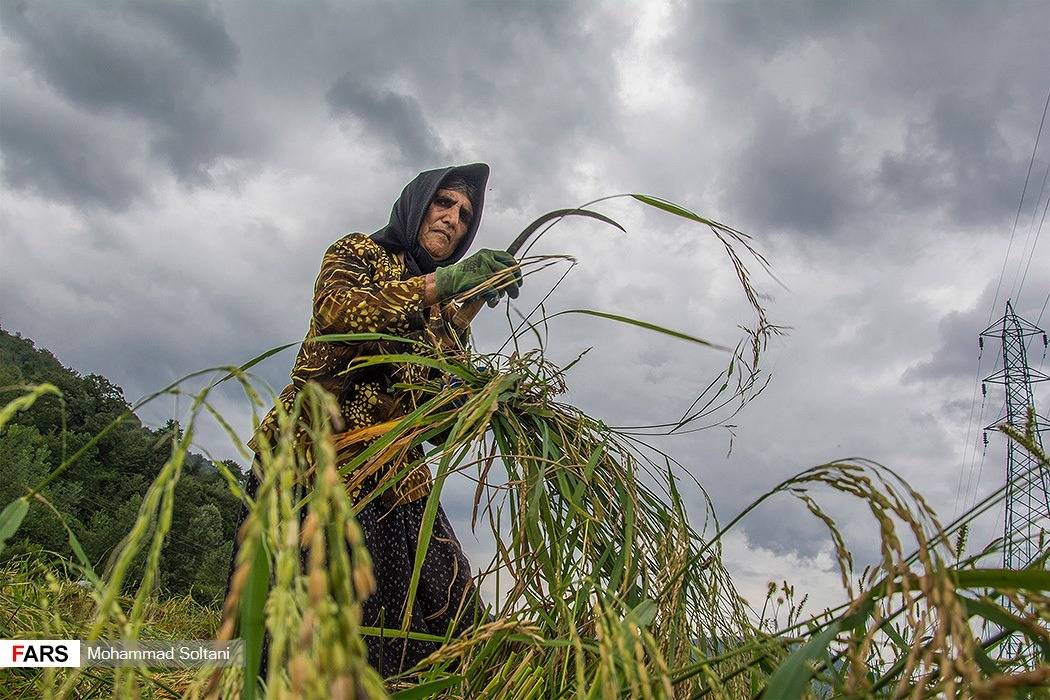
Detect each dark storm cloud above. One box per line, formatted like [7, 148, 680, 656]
[671, 0, 1050, 236]
[2, 0, 245, 197]
[726, 492, 860, 561]
[0, 86, 146, 209]
[902, 305, 985, 385]
[327, 76, 449, 165]
[729, 101, 862, 235]
[371, 1, 622, 207]
[127, 0, 239, 69]
[879, 93, 1034, 227]
[2, 1, 237, 117]
[905, 273, 1050, 387]
[0, 235, 300, 407]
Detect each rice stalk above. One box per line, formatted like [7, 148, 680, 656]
[1, 195, 1046, 698]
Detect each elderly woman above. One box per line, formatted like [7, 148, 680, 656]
[233, 163, 520, 677]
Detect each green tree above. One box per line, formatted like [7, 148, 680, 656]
[0, 326, 243, 596]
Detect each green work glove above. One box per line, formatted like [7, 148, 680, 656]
[434, 248, 523, 305]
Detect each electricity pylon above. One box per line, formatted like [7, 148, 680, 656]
[979, 300, 1049, 660]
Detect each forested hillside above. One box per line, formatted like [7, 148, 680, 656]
[0, 325, 243, 603]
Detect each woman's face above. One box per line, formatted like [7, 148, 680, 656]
[418, 188, 473, 261]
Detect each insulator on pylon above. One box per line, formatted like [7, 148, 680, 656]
[981, 383, 987, 397]
[979, 337, 984, 350]
[983, 432, 989, 446]
[1043, 332, 1048, 348]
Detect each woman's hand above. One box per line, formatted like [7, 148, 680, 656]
[424, 249, 523, 307]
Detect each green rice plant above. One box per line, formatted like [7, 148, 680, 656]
[1, 195, 1047, 698]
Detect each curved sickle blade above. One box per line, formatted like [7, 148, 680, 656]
[453, 207, 626, 330]
[506, 208, 626, 256]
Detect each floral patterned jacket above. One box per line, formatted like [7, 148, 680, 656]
[251, 232, 462, 507]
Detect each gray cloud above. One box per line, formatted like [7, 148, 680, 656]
[729, 100, 862, 235]
[903, 307, 986, 385]
[879, 93, 1032, 227]
[327, 76, 449, 165]
[670, 0, 1050, 238]
[2, 0, 245, 196]
[0, 84, 148, 209]
[2, 1, 236, 117]
[127, 0, 239, 70]
[905, 276, 1050, 386]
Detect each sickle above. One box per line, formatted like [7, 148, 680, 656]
[451, 208, 625, 330]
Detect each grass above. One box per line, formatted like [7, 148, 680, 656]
[0, 556, 216, 697]
[1, 195, 1048, 698]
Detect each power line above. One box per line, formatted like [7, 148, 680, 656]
[1022, 192, 1050, 371]
[952, 343, 986, 520]
[1024, 188, 1050, 323]
[1038, 288, 1050, 374]
[987, 87, 1050, 324]
[1038, 288, 1050, 330]
[961, 348, 1006, 513]
[1012, 159, 1050, 304]
[967, 397, 1003, 512]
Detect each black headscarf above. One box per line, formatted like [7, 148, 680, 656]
[370, 163, 489, 277]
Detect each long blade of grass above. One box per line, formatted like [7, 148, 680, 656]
[240, 536, 270, 700]
[508, 207, 626, 258]
[0, 498, 29, 555]
[760, 621, 841, 698]
[953, 567, 1050, 591]
[960, 595, 1050, 660]
[544, 309, 730, 351]
[0, 383, 60, 430]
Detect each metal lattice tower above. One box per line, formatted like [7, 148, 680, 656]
[980, 302, 1049, 570]
[979, 301, 1049, 661]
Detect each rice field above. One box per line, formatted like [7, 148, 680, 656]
[1, 197, 1047, 698]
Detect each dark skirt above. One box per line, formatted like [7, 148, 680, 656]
[358, 490, 487, 676]
[225, 464, 487, 679]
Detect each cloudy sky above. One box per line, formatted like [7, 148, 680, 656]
[3, 0, 1049, 613]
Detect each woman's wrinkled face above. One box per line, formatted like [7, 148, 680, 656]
[418, 188, 473, 261]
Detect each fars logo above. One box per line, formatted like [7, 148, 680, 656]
[0, 640, 81, 667]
